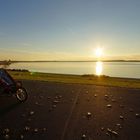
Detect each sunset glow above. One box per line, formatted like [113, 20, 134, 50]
[95, 48, 103, 58]
[0, 1, 140, 61]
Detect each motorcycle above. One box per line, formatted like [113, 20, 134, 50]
[0, 69, 28, 102]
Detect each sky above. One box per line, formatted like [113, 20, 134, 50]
[0, 0, 140, 61]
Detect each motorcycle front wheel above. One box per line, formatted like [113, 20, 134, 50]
[16, 88, 28, 102]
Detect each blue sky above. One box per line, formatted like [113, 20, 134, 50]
[0, 0, 140, 60]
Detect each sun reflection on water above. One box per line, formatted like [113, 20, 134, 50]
[96, 61, 103, 76]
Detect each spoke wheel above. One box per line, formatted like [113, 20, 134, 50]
[16, 88, 28, 102]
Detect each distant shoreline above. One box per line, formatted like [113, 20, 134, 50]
[0, 61, 11, 65]
[1, 60, 140, 64]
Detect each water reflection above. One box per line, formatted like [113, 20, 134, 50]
[0, 64, 9, 69]
[96, 61, 103, 76]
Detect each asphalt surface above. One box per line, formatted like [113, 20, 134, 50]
[0, 80, 140, 140]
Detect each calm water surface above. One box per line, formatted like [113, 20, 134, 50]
[5, 62, 140, 79]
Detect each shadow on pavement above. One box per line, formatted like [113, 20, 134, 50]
[0, 102, 21, 117]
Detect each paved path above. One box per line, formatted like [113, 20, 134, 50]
[0, 80, 140, 140]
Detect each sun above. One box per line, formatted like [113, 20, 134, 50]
[95, 47, 103, 58]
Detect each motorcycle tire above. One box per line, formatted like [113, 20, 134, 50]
[16, 88, 28, 102]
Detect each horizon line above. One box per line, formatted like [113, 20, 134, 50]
[1, 59, 140, 62]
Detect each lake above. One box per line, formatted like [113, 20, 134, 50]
[1, 62, 140, 79]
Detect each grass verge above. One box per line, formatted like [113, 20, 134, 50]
[8, 70, 140, 89]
